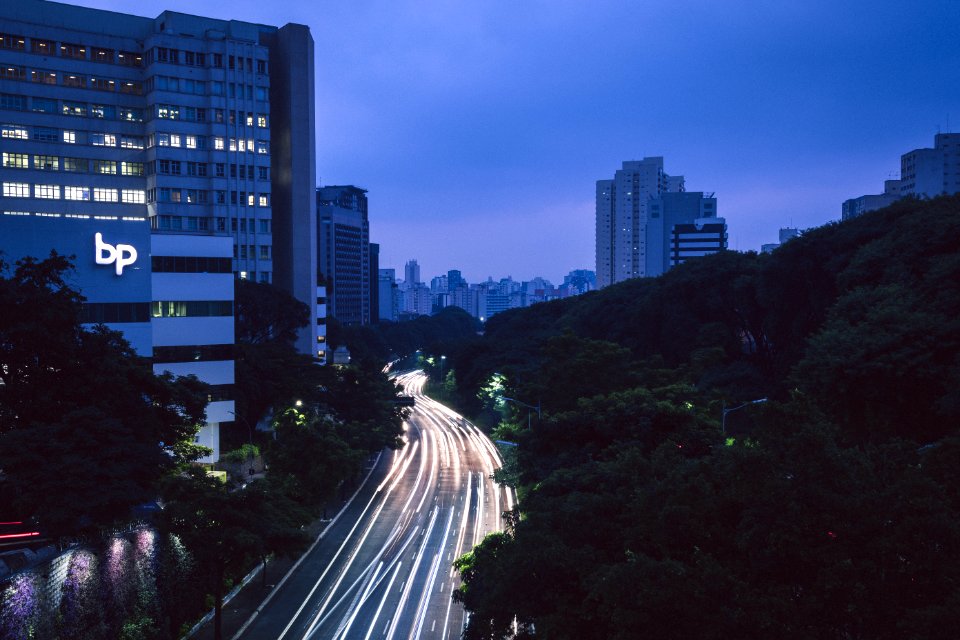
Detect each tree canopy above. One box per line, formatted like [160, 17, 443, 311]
[0, 255, 209, 537]
[447, 196, 960, 638]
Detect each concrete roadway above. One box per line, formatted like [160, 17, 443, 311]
[235, 370, 514, 640]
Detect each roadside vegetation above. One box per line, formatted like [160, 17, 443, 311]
[0, 258, 406, 639]
[439, 196, 960, 639]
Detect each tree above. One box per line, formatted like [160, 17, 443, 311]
[160, 469, 303, 640]
[0, 255, 209, 538]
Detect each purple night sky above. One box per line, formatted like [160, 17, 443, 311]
[69, 0, 960, 283]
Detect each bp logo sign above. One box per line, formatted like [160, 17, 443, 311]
[95, 232, 138, 275]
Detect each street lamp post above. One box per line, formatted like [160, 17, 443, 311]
[439, 355, 446, 401]
[722, 398, 767, 434]
[501, 396, 541, 430]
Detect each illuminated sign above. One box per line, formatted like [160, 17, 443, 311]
[95, 232, 137, 275]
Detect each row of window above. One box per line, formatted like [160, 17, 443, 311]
[1, 123, 270, 155]
[0, 66, 144, 94]
[2, 182, 145, 203]
[0, 34, 143, 66]
[152, 343, 233, 363]
[0, 94, 271, 124]
[2, 152, 144, 175]
[150, 47, 266, 74]
[0, 93, 144, 121]
[145, 188, 270, 207]
[2, 210, 145, 222]
[148, 215, 271, 235]
[80, 302, 150, 324]
[236, 244, 272, 260]
[152, 256, 233, 274]
[2, 123, 146, 148]
[152, 300, 234, 318]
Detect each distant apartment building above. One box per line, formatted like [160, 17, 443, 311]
[644, 191, 725, 277]
[761, 227, 800, 254]
[843, 133, 960, 221]
[596, 157, 688, 287]
[404, 258, 420, 286]
[377, 268, 397, 321]
[317, 185, 370, 325]
[842, 179, 903, 221]
[0, 0, 321, 458]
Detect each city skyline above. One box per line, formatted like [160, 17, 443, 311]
[67, 0, 960, 283]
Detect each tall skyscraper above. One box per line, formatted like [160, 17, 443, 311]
[0, 0, 318, 355]
[596, 157, 685, 288]
[405, 258, 420, 286]
[377, 268, 397, 322]
[317, 185, 370, 325]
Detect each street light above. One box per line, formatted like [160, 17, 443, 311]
[439, 355, 446, 401]
[501, 396, 542, 430]
[721, 398, 767, 434]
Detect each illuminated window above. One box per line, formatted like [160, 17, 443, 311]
[60, 43, 87, 59]
[157, 133, 170, 147]
[63, 74, 85, 87]
[62, 101, 86, 117]
[229, 138, 237, 152]
[0, 34, 26, 51]
[256, 140, 269, 155]
[121, 162, 143, 176]
[117, 51, 142, 67]
[169, 134, 181, 148]
[258, 194, 269, 207]
[246, 112, 254, 127]
[34, 184, 60, 199]
[62, 158, 87, 172]
[90, 133, 116, 147]
[247, 193, 255, 206]
[90, 77, 115, 92]
[0, 66, 25, 80]
[31, 39, 54, 55]
[119, 108, 143, 122]
[92, 160, 116, 174]
[121, 189, 145, 204]
[30, 70, 57, 84]
[33, 155, 58, 170]
[62, 130, 76, 144]
[120, 81, 142, 95]
[2, 124, 28, 139]
[185, 135, 197, 149]
[90, 105, 115, 119]
[2, 182, 29, 197]
[93, 188, 118, 202]
[2, 152, 28, 169]
[64, 186, 91, 201]
[257, 114, 268, 128]
[214, 137, 224, 150]
[120, 135, 144, 150]
[92, 47, 113, 63]
[157, 104, 179, 119]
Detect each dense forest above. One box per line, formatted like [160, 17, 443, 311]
[440, 196, 960, 639]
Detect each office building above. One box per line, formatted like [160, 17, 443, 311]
[0, 0, 318, 355]
[317, 185, 370, 325]
[645, 191, 723, 277]
[1, 0, 322, 458]
[404, 258, 420, 287]
[368, 242, 379, 324]
[596, 157, 686, 287]
[842, 180, 903, 221]
[1, 216, 233, 463]
[378, 268, 397, 322]
[843, 133, 960, 221]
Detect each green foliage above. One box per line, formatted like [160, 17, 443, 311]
[0, 255, 209, 537]
[448, 197, 960, 638]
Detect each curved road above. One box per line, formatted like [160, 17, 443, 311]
[236, 370, 513, 640]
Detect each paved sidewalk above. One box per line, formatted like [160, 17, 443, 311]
[185, 453, 383, 640]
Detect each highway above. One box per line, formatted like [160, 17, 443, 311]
[235, 370, 514, 640]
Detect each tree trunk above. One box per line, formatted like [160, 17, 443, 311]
[214, 569, 224, 640]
